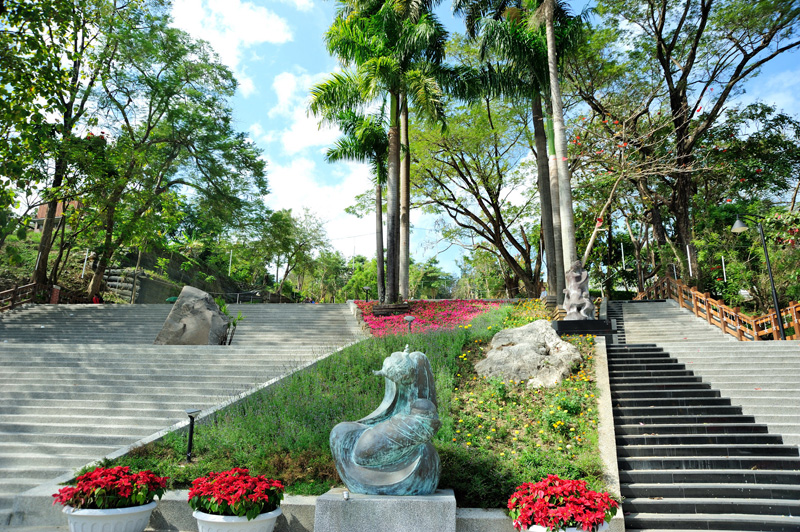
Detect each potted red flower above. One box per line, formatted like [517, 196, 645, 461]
[508, 475, 619, 532]
[52, 466, 168, 532]
[188, 468, 284, 532]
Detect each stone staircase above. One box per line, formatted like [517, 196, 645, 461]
[609, 300, 800, 531]
[0, 303, 364, 527]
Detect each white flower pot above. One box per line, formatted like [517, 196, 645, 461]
[63, 501, 157, 532]
[193, 507, 282, 532]
[525, 522, 610, 532]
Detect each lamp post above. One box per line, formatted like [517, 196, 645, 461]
[186, 408, 201, 462]
[362, 286, 370, 301]
[731, 215, 786, 340]
[404, 315, 415, 333]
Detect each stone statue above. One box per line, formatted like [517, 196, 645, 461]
[563, 260, 595, 321]
[330, 346, 441, 496]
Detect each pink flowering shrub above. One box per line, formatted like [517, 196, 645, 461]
[52, 466, 168, 509]
[356, 299, 500, 337]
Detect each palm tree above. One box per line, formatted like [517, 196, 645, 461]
[312, 0, 446, 303]
[324, 109, 389, 302]
[452, 0, 584, 302]
[527, 0, 580, 270]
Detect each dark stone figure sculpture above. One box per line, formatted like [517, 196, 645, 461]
[563, 260, 595, 321]
[330, 347, 441, 496]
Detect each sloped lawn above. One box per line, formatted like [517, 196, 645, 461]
[105, 300, 606, 508]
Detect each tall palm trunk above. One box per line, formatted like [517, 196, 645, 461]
[545, 110, 565, 304]
[532, 93, 559, 301]
[386, 91, 401, 303]
[399, 96, 411, 301]
[375, 183, 386, 302]
[543, 0, 578, 272]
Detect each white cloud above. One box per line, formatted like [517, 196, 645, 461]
[248, 122, 277, 144]
[278, 0, 315, 12]
[265, 70, 341, 154]
[265, 158, 377, 258]
[748, 68, 800, 115]
[171, 0, 292, 97]
[281, 108, 341, 154]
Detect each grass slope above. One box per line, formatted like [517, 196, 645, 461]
[106, 301, 604, 508]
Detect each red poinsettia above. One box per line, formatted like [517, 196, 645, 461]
[188, 468, 284, 520]
[52, 466, 168, 510]
[508, 475, 618, 531]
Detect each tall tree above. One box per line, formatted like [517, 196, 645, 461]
[18, 0, 157, 287]
[311, 0, 446, 302]
[527, 0, 580, 274]
[78, 12, 266, 296]
[411, 95, 543, 296]
[325, 109, 389, 302]
[575, 0, 800, 278]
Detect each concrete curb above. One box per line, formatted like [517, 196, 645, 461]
[594, 336, 625, 532]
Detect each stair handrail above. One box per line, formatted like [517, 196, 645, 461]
[0, 282, 38, 313]
[633, 276, 799, 341]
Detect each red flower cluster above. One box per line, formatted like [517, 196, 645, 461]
[52, 466, 168, 510]
[508, 475, 618, 531]
[356, 299, 500, 337]
[188, 468, 284, 521]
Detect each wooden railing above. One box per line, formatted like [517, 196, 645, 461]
[0, 282, 38, 313]
[634, 276, 800, 341]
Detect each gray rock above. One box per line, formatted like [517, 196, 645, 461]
[153, 286, 229, 345]
[475, 320, 582, 388]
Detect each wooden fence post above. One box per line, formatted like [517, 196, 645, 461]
[790, 303, 799, 340]
[704, 293, 713, 325]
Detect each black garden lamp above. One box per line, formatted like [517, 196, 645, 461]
[731, 214, 786, 340]
[404, 315, 415, 332]
[362, 286, 370, 301]
[186, 408, 201, 462]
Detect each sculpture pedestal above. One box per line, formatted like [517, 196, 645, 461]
[551, 319, 615, 341]
[314, 488, 456, 532]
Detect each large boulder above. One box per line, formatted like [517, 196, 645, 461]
[475, 320, 582, 388]
[153, 286, 229, 345]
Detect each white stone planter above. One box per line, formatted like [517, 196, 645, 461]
[63, 501, 157, 532]
[193, 507, 282, 532]
[524, 521, 609, 532]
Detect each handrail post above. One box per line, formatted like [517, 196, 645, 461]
[770, 311, 780, 341]
[10, 284, 17, 310]
[790, 303, 799, 340]
[732, 307, 743, 341]
[704, 293, 713, 324]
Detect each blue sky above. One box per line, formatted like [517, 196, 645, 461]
[170, 0, 800, 276]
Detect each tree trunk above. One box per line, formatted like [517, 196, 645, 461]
[545, 115, 565, 304]
[532, 94, 558, 300]
[88, 200, 118, 298]
[385, 91, 401, 303]
[375, 183, 386, 302]
[544, 3, 578, 273]
[33, 154, 68, 285]
[673, 162, 698, 280]
[399, 96, 411, 300]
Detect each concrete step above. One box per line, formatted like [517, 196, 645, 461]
[624, 512, 800, 532]
[0, 301, 364, 527]
[617, 444, 800, 457]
